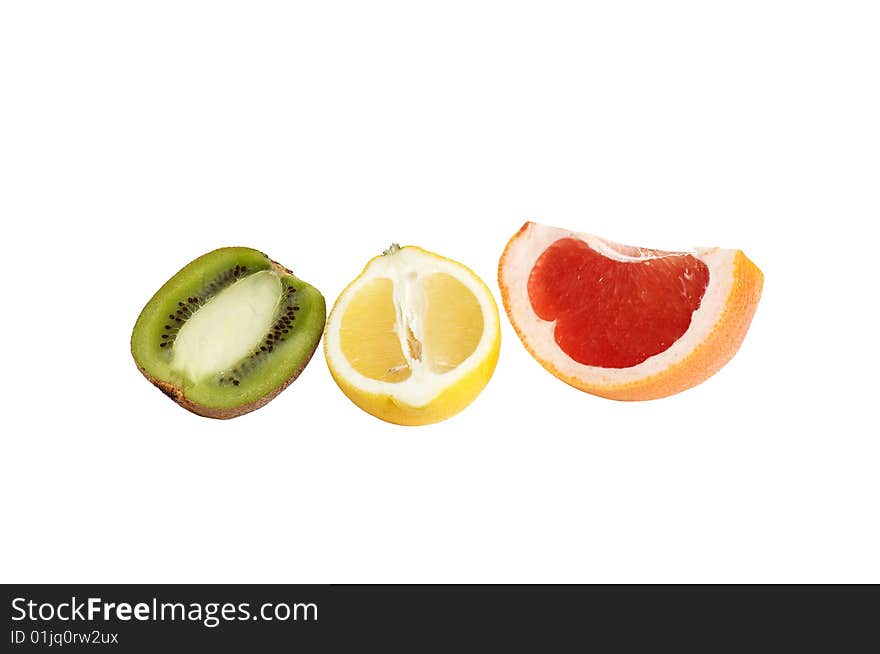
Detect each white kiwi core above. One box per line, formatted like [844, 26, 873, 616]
[171, 270, 282, 381]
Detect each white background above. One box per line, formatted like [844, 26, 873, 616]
[1, 2, 877, 583]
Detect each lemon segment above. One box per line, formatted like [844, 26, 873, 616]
[324, 245, 500, 425]
[340, 277, 412, 383]
[423, 273, 484, 374]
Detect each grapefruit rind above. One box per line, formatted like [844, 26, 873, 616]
[498, 222, 763, 400]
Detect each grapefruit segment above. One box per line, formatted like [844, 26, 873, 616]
[528, 237, 710, 368]
[498, 222, 763, 400]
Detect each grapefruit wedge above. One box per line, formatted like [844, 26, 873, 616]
[498, 222, 763, 400]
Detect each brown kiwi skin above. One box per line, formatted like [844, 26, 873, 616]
[132, 256, 321, 420]
[135, 335, 321, 419]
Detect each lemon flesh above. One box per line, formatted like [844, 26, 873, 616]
[340, 277, 411, 382]
[423, 273, 484, 374]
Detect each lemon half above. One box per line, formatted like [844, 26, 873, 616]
[324, 245, 500, 425]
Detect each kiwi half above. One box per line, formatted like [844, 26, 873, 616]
[131, 247, 326, 419]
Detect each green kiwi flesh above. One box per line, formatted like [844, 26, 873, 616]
[131, 247, 326, 419]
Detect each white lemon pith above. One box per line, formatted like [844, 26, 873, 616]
[324, 245, 500, 425]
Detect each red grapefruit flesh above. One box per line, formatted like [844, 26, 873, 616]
[527, 237, 710, 368]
